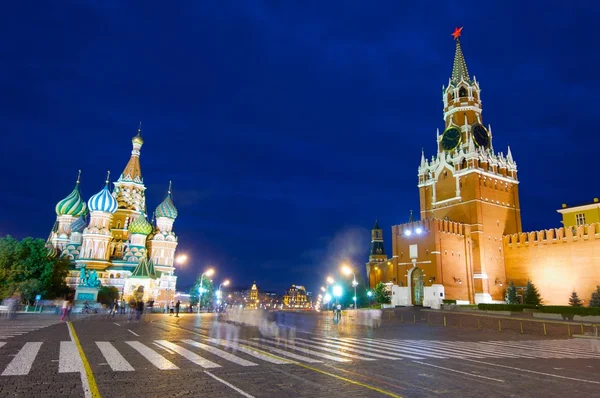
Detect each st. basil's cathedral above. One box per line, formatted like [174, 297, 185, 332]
[47, 126, 179, 303]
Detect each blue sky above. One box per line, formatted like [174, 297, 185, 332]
[1, 1, 598, 292]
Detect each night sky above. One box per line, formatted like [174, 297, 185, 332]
[1, 2, 598, 293]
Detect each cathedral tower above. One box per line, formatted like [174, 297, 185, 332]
[78, 172, 118, 268]
[52, 170, 87, 250]
[417, 27, 522, 302]
[147, 182, 179, 277]
[111, 124, 147, 259]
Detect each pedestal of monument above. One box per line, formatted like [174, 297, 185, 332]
[75, 286, 99, 304]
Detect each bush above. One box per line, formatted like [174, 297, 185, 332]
[477, 303, 537, 312]
[539, 306, 600, 316]
[442, 299, 457, 305]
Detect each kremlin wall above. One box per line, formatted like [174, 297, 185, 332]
[366, 31, 599, 306]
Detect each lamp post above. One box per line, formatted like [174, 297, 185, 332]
[216, 280, 230, 311]
[168, 254, 187, 313]
[197, 268, 215, 314]
[367, 290, 373, 308]
[341, 264, 358, 310]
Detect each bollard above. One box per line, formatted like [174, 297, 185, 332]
[498, 320, 502, 332]
[443, 315, 447, 327]
[543, 323, 547, 336]
[520, 321, 523, 334]
[567, 324, 571, 337]
[413, 313, 416, 324]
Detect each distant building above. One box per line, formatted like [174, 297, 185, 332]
[558, 199, 600, 228]
[283, 285, 309, 309]
[248, 282, 259, 309]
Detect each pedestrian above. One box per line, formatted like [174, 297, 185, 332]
[135, 299, 144, 321]
[128, 297, 136, 321]
[66, 300, 72, 321]
[175, 300, 180, 317]
[170, 301, 175, 315]
[120, 299, 126, 315]
[60, 299, 69, 321]
[108, 299, 118, 319]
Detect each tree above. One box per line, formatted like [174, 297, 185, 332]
[589, 286, 600, 308]
[97, 286, 120, 306]
[0, 236, 70, 302]
[569, 291, 583, 307]
[373, 282, 391, 304]
[523, 280, 542, 306]
[505, 281, 519, 304]
[189, 276, 215, 309]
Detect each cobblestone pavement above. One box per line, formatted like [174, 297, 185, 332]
[0, 314, 65, 340]
[1, 309, 600, 397]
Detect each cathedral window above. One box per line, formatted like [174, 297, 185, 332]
[459, 86, 467, 98]
[576, 213, 586, 226]
[461, 159, 467, 170]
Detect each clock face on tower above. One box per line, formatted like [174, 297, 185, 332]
[472, 124, 490, 148]
[440, 127, 461, 151]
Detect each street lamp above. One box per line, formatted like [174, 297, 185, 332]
[216, 280, 230, 309]
[367, 290, 373, 308]
[332, 285, 342, 306]
[326, 276, 335, 285]
[341, 264, 358, 310]
[168, 254, 187, 313]
[197, 268, 215, 314]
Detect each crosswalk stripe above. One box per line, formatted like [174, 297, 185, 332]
[481, 341, 572, 358]
[252, 338, 351, 362]
[207, 338, 291, 364]
[96, 342, 134, 371]
[471, 342, 539, 358]
[343, 338, 431, 359]
[59, 341, 84, 373]
[154, 340, 221, 369]
[125, 341, 179, 370]
[181, 339, 257, 367]
[528, 341, 600, 357]
[298, 337, 403, 360]
[457, 342, 530, 358]
[486, 341, 598, 359]
[1, 342, 42, 376]
[259, 337, 375, 361]
[237, 339, 323, 363]
[399, 340, 486, 358]
[433, 341, 519, 358]
[0, 343, 5, 348]
[379, 338, 477, 358]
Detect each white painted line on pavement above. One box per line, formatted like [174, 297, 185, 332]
[205, 370, 256, 398]
[181, 339, 258, 367]
[153, 342, 175, 354]
[343, 338, 431, 359]
[413, 361, 505, 383]
[237, 339, 322, 363]
[125, 341, 179, 370]
[59, 341, 85, 373]
[295, 337, 394, 360]
[96, 342, 134, 371]
[461, 358, 600, 384]
[1, 342, 42, 376]
[259, 337, 374, 361]
[127, 329, 139, 337]
[252, 338, 351, 363]
[155, 340, 221, 369]
[0, 342, 5, 348]
[207, 338, 291, 364]
[114, 323, 121, 326]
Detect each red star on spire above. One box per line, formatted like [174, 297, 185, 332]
[452, 26, 463, 40]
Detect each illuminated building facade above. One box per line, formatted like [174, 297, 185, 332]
[366, 29, 600, 305]
[48, 126, 180, 303]
[283, 285, 309, 308]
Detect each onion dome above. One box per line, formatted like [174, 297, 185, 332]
[71, 216, 87, 234]
[128, 213, 153, 235]
[55, 170, 87, 216]
[155, 181, 178, 219]
[88, 171, 118, 214]
[132, 123, 144, 145]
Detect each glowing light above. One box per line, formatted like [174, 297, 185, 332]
[223, 280, 230, 286]
[332, 285, 342, 298]
[205, 268, 215, 276]
[175, 254, 188, 264]
[367, 291, 373, 297]
[341, 265, 352, 276]
[415, 227, 422, 234]
[323, 293, 332, 303]
[404, 230, 412, 236]
[326, 276, 335, 284]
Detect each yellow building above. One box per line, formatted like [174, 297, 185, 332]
[557, 198, 600, 228]
[248, 282, 258, 308]
[283, 285, 309, 308]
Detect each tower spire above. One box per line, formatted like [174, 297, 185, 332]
[76, 169, 82, 185]
[420, 148, 426, 167]
[119, 124, 144, 183]
[451, 27, 470, 83]
[105, 170, 110, 185]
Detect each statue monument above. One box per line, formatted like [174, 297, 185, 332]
[75, 264, 101, 304]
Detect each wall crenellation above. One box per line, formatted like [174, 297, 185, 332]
[503, 223, 600, 246]
[394, 218, 468, 237]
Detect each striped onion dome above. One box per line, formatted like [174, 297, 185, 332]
[128, 213, 153, 235]
[70, 216, 87, 233]
[88, 174, 118, 214]
[155, 182, 178, 219]
[55, 172, 87, 216]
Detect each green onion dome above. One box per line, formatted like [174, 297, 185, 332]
[155, 182, 178, 219]
[128, 213, 153, 235]
[55, 171, 87, 217]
